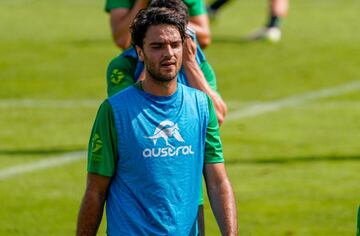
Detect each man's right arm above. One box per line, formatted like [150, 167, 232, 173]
[76, 173, 111, 236]
[77, 101, 118, 235]
[109, 0, 149, 49]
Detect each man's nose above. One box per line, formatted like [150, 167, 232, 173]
[163, 44, 174, 57]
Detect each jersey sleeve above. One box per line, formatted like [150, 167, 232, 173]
[105, 0, 133, 12]
[204, 95, 224, 163]
[185, 0, 207, 16]
[107, 55, 137, 97]
[88, 100, 118, 177]
[200, 61, 218, 93]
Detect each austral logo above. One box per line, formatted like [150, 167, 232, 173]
[143, 120, 194, 158]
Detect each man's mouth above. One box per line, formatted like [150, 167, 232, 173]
[161, 61, 176, 68]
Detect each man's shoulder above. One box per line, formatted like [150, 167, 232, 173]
[109, 84, 137, 100]
[110, 48, 138, 66]
[180, 84, 208, 102]
[182, 0, 206, 16]
[107, 49, 138, 80]
[105, 0, 134, 12]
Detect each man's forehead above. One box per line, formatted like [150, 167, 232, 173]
[144, 24, 182, 44]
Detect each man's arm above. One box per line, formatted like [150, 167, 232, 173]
[204, 163, 238, 236]
[110, 0, 149, 49]
[76, 173, 111, 236]
[182, 36, 227, 125]
[188, 15, 211, 48]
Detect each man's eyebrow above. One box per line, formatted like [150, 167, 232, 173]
[149, 40, 182, 46]
[149, 42, 164, 46]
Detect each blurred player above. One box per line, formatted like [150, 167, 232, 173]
[105, 0, 211, 49]
[207, 0, 289, 42]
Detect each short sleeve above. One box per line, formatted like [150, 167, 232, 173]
[204, 95, 224, 163]
[200, 61, 218, 93]
[107, 55, 137, 97]
[105, 0, 133, 12]
[88, 100, 118, 177]
[184, 0, 207, 16]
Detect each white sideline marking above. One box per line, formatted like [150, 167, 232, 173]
[1, 80, 360, 180]
[0, 99, 101, 108]
[226, 80, 360, 121]
[0, 151, 86, 181]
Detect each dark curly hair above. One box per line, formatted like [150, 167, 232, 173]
[149, 0, 189, 24]
[130, 7, 186, 48]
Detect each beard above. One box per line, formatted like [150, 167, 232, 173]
[143, 54, 181, 83]
[147, 66, 177, 82]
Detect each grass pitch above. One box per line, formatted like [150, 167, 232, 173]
[0, 0, 359, 235]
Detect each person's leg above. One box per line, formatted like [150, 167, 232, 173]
[207, 0, 231, 20]
[267, 0, 289, 28]
[244, 0, 289, 42]
[270, 0, 289, 18]
[198, 205, 205, 236]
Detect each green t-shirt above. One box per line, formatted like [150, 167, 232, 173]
[105, 0, 206, 16]
[88, 89, 224, 203]
[106, 54, 218, 97]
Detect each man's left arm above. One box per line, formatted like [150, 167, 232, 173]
[204, 163, 238, 235]
[203, 96, 238, 235]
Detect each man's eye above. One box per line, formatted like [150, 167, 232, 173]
[171, 43, 180, 48]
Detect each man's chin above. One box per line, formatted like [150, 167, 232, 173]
[154, 71, 177, 82]
[147, 68, 178, 82]
[153, 76, 176, 82]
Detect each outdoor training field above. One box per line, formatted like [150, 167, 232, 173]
[0, 0, 359, 235]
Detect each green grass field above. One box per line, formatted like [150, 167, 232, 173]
[1, 0, 359, 235]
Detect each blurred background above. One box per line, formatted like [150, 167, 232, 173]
[0, 0, 359, 235]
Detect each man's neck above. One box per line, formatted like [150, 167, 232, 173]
[141, 76, 177, 97]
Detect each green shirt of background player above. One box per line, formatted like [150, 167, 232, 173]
[105, 0, 211, 49]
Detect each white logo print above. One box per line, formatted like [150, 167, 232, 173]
[145, 120, 184, 149]
[143, 120, 194, 158]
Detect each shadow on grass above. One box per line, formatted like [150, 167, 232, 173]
[226, 154, 360, 165]
[0, 147, 86, 156]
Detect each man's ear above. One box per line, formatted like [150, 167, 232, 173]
[135, 45, 144, 62]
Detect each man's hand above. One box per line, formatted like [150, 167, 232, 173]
[182, 35, 197, 64]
